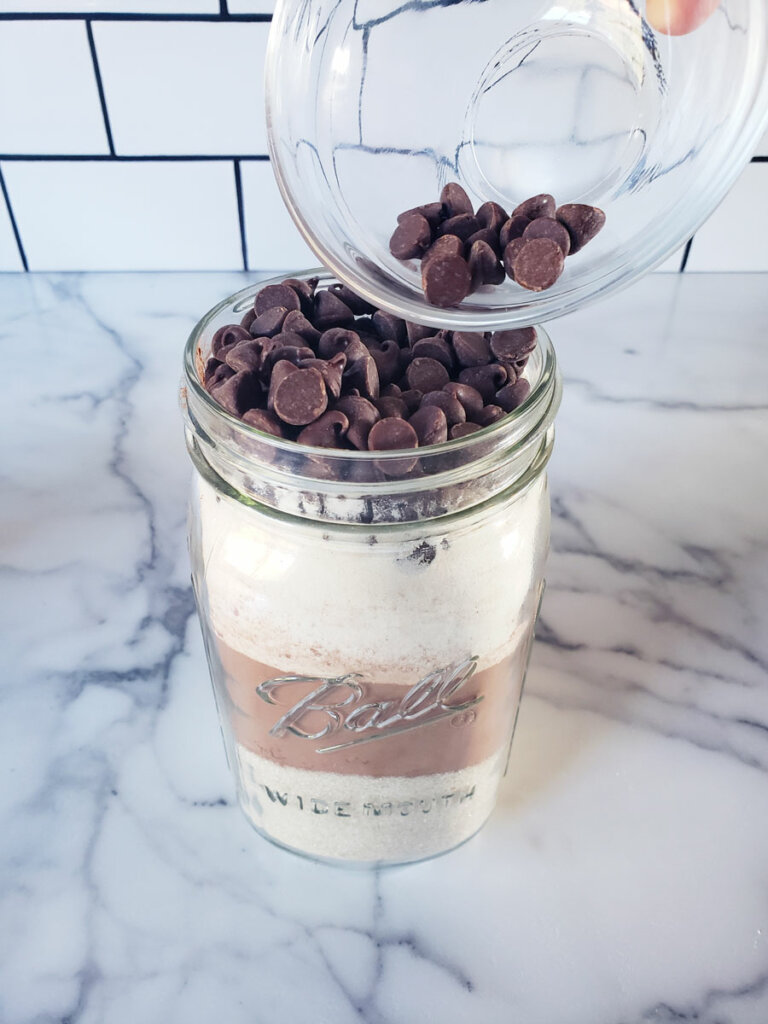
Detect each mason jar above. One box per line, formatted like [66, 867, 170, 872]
[181, 272, 561, 866]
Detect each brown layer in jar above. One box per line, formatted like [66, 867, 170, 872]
[213, 637, 528, 778]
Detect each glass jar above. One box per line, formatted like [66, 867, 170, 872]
[181, 273, 561, 865]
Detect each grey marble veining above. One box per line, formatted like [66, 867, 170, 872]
[1, 271, 767, 1024]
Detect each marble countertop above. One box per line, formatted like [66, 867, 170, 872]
[2, 271, 767, 1024]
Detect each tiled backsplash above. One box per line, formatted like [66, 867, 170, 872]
[0, 3, 766, 273]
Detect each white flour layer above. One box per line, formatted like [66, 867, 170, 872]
[196, 472, 548, 684]
[235, 745, 505, 863]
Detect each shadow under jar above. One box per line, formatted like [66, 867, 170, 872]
[181, 272, 561, 866]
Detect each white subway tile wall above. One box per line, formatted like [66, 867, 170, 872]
[0, 21, 108, 154]
[93, 21, 270, 154]
[0, 3, 219, 11]
[687, 164, 768, 272]
[0, 189, 23, 270]
[0, 6, 765, 273]
[2, 160, 242, 270]
[240, 160, 316, 270]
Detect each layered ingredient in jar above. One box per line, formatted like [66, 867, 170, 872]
[192, 459, 549, 861]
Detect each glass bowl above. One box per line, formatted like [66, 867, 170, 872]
[265, 0, 768, 330]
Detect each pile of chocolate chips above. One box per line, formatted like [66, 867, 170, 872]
[202, 276, 537, 453]
[389, 183, 606, 307]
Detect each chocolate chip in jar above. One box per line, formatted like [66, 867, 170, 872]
[408, 405, 448, 447]
[452, 331, 491, 368]
[272, 367, 329, 426]
[406, 356, 451, 393]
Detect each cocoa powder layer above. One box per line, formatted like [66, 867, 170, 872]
[213, 638, 529, 778]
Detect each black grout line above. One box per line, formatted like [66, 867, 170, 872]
[0, 164, 29, 272]
[0, 154, 271, 162]
[85, 20, 115, 156]
[220, 0, 230, 14]
[0, 12, 271, 21]
[752, 155, 768, 163]
[680, 236, 694, 272]
[233, 160, 248, 271]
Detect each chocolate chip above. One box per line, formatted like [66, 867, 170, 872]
[450, 422, 483, 439]
[399, 388, 423, 414]
[282, 309, 322, 344]
[374, 396, 408, 419]
[299, 353, 346, 399]
[270, 329, 312, 350]
[313, 289, 355, 329]
[502, 238, 527, 280]
[489, 327, 537, 362]
[466, 227, 502, 256]
[556, 203, 606, 254]
[372, 310, 407, 345]
[328, 283, 376, 315]
[513, 354, 530, 374]
[411, 337, 454, 370]
[225, 338, 265, 373]
[406, 356, 450, 392]
[452, 331, 491, 367]
[242, 408, 285, 438]
[457, 363, 508, 402]
[474, 404, 505, 427]
[443, 382, 484, 420]
[440, 182, 474, 218]
[264, 343, 316, 370]
[282, 278, 316, 315]
[406, 321, 438, 346]
[369, 339, 401, 387]
[399, 202, 444, 231]
[409, 405, 448, 446]
[422, 233, 464, 267]
[254, 284, 301, 316]
[240, 309, 256, 331]
[381, 382, 402, 396]
[344, 350, 380, 400]
[368, 417, 419, 452]
[389, 212, 432, 260]
[523, 217, 571, 256]
[422, 255, 471, 308]
[211, 324, 251, 359]
[203, 356, 222, 386]
[420, 390, 466, 428]
[213, 371, 261, 417]
[318, 327, 361, 359]
[438, 214, 481, 242]
[512, 238, 565, 291]
[512, 194, 556, 220]
[249, 306, 289, 338]
[297, 409, 349, 448]
[334, 395, 380, 450]
[205, 361, 234, 391]
[272, 367, 328, 426]
[496, 378, 531, 412]
[476, 201, 508, 233]
[268, 359, 299, 411]
[468, 240, 504, 289]
[499, 216, 531, 248]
